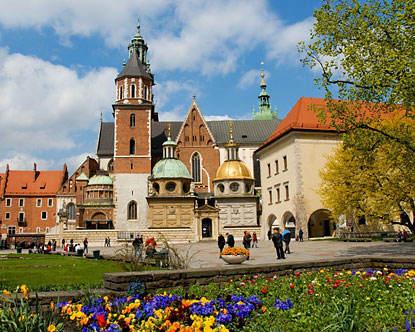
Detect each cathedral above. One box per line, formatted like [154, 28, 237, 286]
[51, 24, 278, 243]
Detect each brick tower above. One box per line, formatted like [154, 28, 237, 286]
[112, 23, 156, 230]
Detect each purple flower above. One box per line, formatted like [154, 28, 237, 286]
[274, 298, 293, 311]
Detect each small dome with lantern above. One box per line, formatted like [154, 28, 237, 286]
[150, 125, 192, 196]
[214, 123, 255, 197]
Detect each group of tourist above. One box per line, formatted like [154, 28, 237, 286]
[61, 238, 88, 255]
[104, 237, 111, 247]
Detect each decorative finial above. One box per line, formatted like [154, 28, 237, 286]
[167, 123, 172, 139]
[100, 112, 103, 123]
[228, 121, 234, 143]
[192, 95, 196, 101]
[136, 18, 141, 35]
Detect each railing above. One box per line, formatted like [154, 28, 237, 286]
[337, 230, 398, 240]
[117, 231, 141, 241]
[17, 218, 27, 226]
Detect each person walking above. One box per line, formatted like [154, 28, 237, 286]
[246, 232, 252, 249]
[218, 234, 226, 257]
[271, 228, 285, 260]
[267, 229, 272, 240]
[242, 231, 249, 249]
[61, 238, 65, 249]
[282, 229, 291, 254]
[83, 238, 88, 254]
[226, 233, 235, 248]
[252, 232, 258, 248]
[107, 237, 111, 247]
[132, 235, 140, 256]
[299, 228, 304, 242]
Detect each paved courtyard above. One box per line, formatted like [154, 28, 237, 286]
[3, 239, 413, 269]
[79, 238, 415, 269]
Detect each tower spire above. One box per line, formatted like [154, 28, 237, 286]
[162, 123, 176, 159]
[252, 61, 278, 120]
[225, 121, 239, 161]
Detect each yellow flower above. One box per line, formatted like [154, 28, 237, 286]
[19, 284, 29, 299]
[47, 325, 56, 332]
[2, 289, 11, 296]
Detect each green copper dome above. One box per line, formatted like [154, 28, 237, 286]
[152, 159, 192, 179]
[88, 175, 113, 186]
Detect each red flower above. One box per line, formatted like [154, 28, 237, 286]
[295, 272, 301, 278]
[260, 287, 268, 294]
[289, 283, 295, 289]
[308, 288, 315, 295]
[96, 314, 107, 328]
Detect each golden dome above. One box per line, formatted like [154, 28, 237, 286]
[214, 160, 254, 181]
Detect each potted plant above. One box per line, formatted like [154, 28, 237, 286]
[220, 247, 249, 264]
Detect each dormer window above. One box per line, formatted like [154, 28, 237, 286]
[131, 84, 136, 98]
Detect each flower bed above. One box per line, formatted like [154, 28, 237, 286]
[2, 268, 415, 331]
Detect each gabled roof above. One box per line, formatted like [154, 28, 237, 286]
[257, 97, 338, 153]
[4, 168, 66, 196]
[176, 100, 216, 144]
[116, 49, 152, 81]
[0, 173, 5, 198]
[97, 122, 115, 156]
[208, 119, 278, 145]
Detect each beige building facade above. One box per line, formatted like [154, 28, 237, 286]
[256, 97, 340, 240]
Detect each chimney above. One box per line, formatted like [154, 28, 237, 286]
[33, 162, 39, 181]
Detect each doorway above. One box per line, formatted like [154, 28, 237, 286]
[201, 218, 212, 238]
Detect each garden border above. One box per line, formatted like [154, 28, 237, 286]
[103, 256, 415, 292]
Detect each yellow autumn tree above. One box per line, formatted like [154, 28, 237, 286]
[320, 116, 415, 232]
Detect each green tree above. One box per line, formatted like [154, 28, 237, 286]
[300, 0, 415, 152]
[320, 117, 415, 231]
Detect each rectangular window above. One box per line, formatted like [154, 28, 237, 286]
[275, 160, 279, 174]
[19, 227, 23, 233]
[5, 198, 11, 207]
[19, 198, 24, 207]
[36, 198, 42, 207]
[7, 226, 16, 235]
[36, 227, 40, 234]
[5, 212, 10, 220]
[276, 187, 281, 203]
[267, 163, 271, 177]
[283, 156, 288, 171]
[18, 212, 25, 222]
[41, 211, 47, 220]
[268, 189, 273, 204]
[48, 198, 53, 207]
[285, 184, 290, 200]
[185, 136, 190, 142]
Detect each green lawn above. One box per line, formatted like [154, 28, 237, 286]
[0, 254, 128, 291]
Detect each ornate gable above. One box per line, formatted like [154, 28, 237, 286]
[176, 99, 216, 147]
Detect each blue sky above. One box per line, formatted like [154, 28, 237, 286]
[0, 0, 324, 172]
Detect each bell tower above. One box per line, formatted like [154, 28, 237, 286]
[112, 22, 156, 230]
[113, 22, 156, 173]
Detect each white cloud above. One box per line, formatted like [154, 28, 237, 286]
[238, 69, 271, 89]
[154, 80, 199, 110]
[158, 105, 186, 122]
[0, 48, 116, 159]
[0, 152, 54, 171]
[0, 1, 313, 74]
[204, 115, 233, 121]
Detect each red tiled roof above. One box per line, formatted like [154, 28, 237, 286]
[5, 169, 65, 196]
[258, 97, 339, 152]
[0, 173, 5, 198]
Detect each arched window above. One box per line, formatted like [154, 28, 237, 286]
[119, 86, 123, 99]
[128, 201, 137, 220]
[144, 86, 148, 100]
[131, 84, 136, 98]
[107, 159, 114, 172]
[129, 138, 135, 155]
[192, 153, 201, 182]
[67, 203, 76, 220]
[130, 113, 135, 128]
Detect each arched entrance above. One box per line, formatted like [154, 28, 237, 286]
[308, 209, 334, 238]
[201, 218, 213, 238]
[86, 212, 113, 230]
[282, 211, 296, 238]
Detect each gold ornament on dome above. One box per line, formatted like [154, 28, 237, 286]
[214, 160, 254, 181]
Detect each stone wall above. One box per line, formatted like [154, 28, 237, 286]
[45, 230, 118, 247]
[104, 256, 415, 292]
